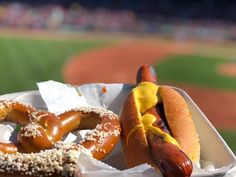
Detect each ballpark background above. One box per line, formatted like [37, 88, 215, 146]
[0, 0, 235, 155]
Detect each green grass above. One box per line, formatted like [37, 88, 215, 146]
[155, 55, 236, 90]
[0, 36, 110, 94]
[219, 131, 236, 155]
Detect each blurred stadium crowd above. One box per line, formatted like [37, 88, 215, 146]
[0, 2, 236, 41]
[0, 3, 137, 32]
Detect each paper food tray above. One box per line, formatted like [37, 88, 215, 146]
[0, 83, 235, 177]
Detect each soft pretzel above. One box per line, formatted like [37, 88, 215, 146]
[0, 100, 121, 176]
[0, 101, 63, 153]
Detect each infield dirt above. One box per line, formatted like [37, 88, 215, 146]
[63, 39, 236, 130]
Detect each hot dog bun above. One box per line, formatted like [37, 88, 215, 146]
[159, 86, 200, 164]
[120, 92, 153, 167]
[120, 85, 200, 166]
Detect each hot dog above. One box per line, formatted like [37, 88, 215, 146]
[120, 65, 200, 177]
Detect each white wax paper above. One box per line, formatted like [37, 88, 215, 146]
[37, 80, 89, 115]
[0, 124, 14, 143]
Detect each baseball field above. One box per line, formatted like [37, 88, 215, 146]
[0, 28, 235, 154]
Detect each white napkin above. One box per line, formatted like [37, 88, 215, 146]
[0, 124, 14, 143]
[76, 152, 161, 177]
[37, 80, 89, 115]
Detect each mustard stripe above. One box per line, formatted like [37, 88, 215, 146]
[148, 126, 181, 149]
[126, 124, 143, 145]
[128, 81, 181, 148]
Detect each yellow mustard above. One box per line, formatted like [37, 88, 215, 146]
[132, 82, 159, 114]
[126, 82, 180, 148]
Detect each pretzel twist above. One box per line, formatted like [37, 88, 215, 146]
[0, 100, 121, 161]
